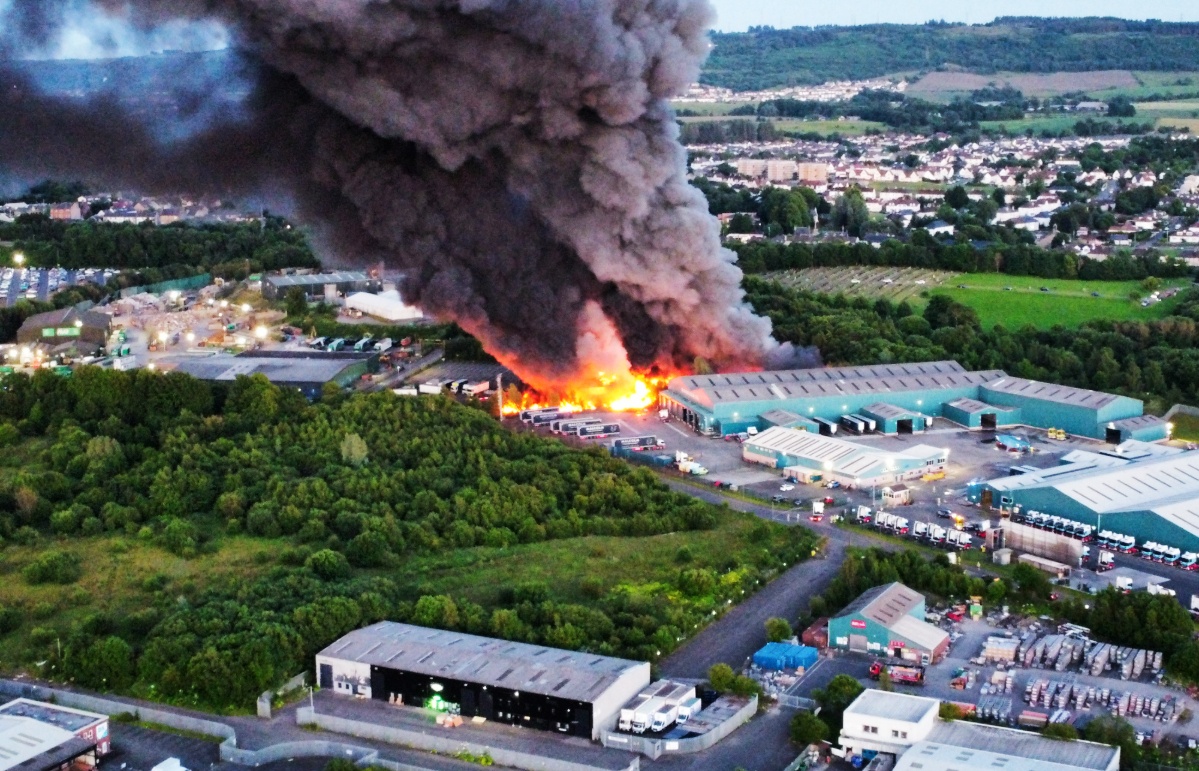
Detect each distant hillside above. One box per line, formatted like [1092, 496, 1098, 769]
[704, 17, 1199, 92]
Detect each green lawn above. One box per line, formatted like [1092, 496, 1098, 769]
[1171, 413, 1199, 443]
[773, 119, 886, 136]
[671, 101, 758, 116]
[933, 275, 1191, 329]
[979, 115, 1132, 135]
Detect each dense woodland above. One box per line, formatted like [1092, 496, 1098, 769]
[0, 216, 320, 281]
[745, 277, 1199, 413]
[704, 19, 1199, 91]
[0, 370, 814, 709]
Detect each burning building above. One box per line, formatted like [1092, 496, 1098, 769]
[0, 0, 792, 402]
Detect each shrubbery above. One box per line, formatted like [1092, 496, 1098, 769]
[22, 551, 82, 585]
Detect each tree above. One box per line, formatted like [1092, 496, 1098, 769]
[812, 674, 864, 734]
[728, 213, 756, 234]
[991, 188, 1006, 208]
[939, 702, 963, 721]
[340, 433, 369, 466]
[945, 185, 970, 209]
[831, 189, 870, 237]
[1083, 715, 1139, 770]
[1107, 97, 1136, 118]
[789, 711, 828, 746]
[306, 549, 351, 580]
[708, 663, 736, 692]
[765, 617, 793, 643]
[1011, 563, 1052, 600]
[284, 286, 309, 318]
[1042, 723, 1078, 741]
[877, 670, 894, 691]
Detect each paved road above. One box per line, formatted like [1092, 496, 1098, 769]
[658, 479, 886, 680]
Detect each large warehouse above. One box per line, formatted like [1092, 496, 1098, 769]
[827, 583, 949, 663]
[15, 307, 111, 349]
[167, 350, 378, 398]
[742, 427, 948, 488]
[316, 621, 651, 740]
[262, 271, 381, 300]
[968, 441, 1199, 553]
[659, 361, 1168, 442]
[0, 699, 109, 771]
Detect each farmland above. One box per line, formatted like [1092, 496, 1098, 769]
[675, 115, 886, 137]
[907, 70, 1141, 101]
[759, 267, 1192, 329]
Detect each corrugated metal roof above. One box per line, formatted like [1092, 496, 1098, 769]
[1110, 414, 1167, 431]
[862, 402, 922, 420]
[745, 427, 945, 481]
[982, 377, 1123, 409]
[918, 721, 1118, 771]
[889, 614, 949, 652]
[264, 271, 372, 287]
[317, 621, 646, 704]
[944, 397, 1016, 415]
[169, 354, 364, 385]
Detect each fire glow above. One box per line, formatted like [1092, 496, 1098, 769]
[501, 372, 675, 417]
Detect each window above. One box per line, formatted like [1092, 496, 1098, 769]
[863, 725, 879, 734]
[892, 730, 900, 738]
[901, 731, 908, 739]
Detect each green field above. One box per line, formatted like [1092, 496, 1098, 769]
[1172, 413, 1199, 442]
[934, 273, 1191, 328]
[671, 101, 757, 116]
[676, 115, 885, 137]
[762, 267, 1191, 329]
[394, 512, 810, 609]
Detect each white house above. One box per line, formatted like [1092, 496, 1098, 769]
[838, 690, 940, 758]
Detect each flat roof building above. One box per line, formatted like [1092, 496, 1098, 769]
[660, 362, 1162, 442]
[166, 350, 378, 399]
[828, 582, 949, 663]
[0, 699, 110, 771]
[839, 691, 1119, 771]
[316, 621, 651, 740]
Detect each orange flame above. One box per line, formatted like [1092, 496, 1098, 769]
[501, 372, 675, 416]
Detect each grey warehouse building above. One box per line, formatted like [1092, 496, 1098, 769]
[168, 350, 378, 398]
[316, 622, 651, 740]
[262, 271, 381, 300]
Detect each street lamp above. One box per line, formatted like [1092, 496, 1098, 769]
[241, 303, 252, 313]
[186, 332, 196, 343]
[254, 325, 268, 340]
[12, 252, 24, 266]
[73, 319, 82, 328]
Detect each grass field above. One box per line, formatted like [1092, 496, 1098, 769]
[1171, 413, 1199, 443]
[906, 70, 1199, 102]
[762, 266, 1191, 329]
[671, 101, 758, 116]
[676, 115, 885, 136]
[393, 512, 803, 608]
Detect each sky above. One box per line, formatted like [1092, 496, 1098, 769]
[708, 0, 1199, 31]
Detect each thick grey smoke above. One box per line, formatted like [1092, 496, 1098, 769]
[0, 0, 794, 391]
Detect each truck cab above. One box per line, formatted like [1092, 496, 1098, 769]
[1180, 552, 1198, 571]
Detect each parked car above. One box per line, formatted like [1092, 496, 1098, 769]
[779, 484, 795, 492]
[936, 508, 954, 519]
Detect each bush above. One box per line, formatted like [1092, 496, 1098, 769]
[23, 551, 82, 585]
[765, 617, 793, 643]
[708, 663, 736, 692]
[305, 549, 351, 581]
[0, 605, 21, 636]
[939, 702, 963, 721]
[790, 710, 828, 746]
[1042, 723, 1078, 741]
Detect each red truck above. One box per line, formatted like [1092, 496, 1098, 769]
[869, 662, 925, 686]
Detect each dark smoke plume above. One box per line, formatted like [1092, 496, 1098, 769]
[0, 0, 791, 390]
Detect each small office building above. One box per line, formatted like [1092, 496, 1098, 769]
[838, 691, 1119, 771]
[827, 583, 949, 663]
[316, 621, 650, 740]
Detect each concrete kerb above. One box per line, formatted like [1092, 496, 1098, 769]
[297, 707, 638, 771]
